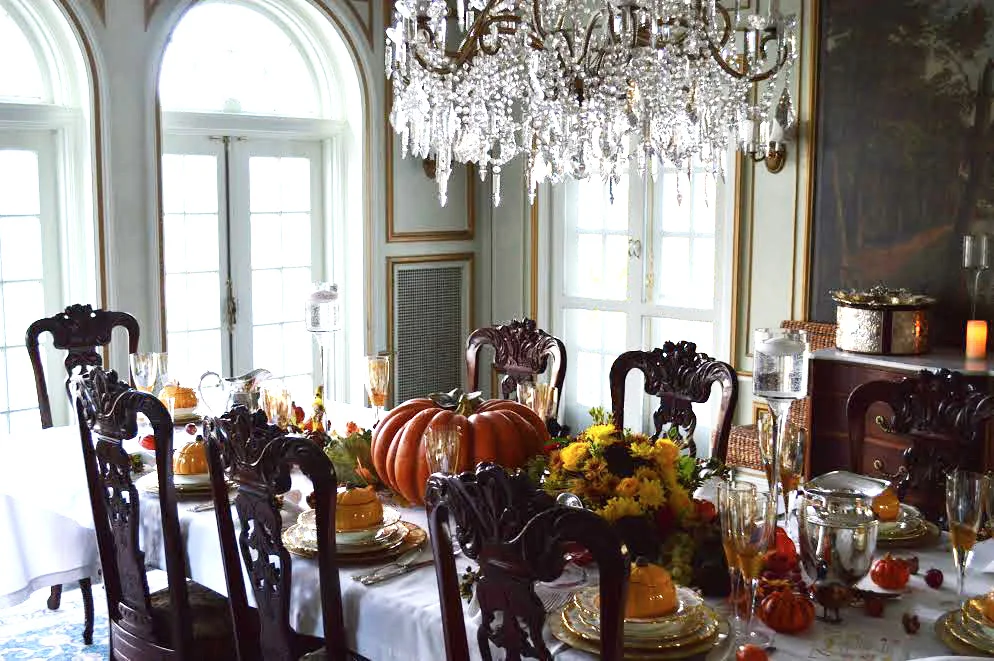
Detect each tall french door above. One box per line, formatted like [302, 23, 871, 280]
[162, 134, 323, 401]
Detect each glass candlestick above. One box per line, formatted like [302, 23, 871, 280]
[305, 283, 342, 416]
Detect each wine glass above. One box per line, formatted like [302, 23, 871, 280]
[753, 328, 809, 531]
[516, 382, 559, 421]
[946, 469, 986, 602]
[729, 489, 777, 646]
[129, 352, 160, 393]
[717, 480, 758, 636]
[424, 423, 461, 475]
[759, 414, 806, 521]
[365, 355, 390, 424]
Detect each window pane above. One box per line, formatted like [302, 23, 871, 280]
[562, 308, 625, 422]
[647, 317, 714, 357]
[251, 214, 283, 269]
[249, 158, 282, 213]
[0, 216, 42, 281]
[0, 7, 47, 103]
[658, 236, 690, 306]
[660, 173, 691, 233]
[9, 409, 38, 432]
[6, 348, 35, 410]
[281, 213, 311, 267]
[0, 150, 40, 216]
[692, 174, 715, 234]
[159, 3, 321, 117]
[3, 281, 43, 345]
[253, 324, 284, 375]
[281, 267, 310, 320]
[280, 159, 311, 213]
[282, 321, 311, 375]
[691, 238, 716, 308]
[252, 269, 283, 325]
[0, 350, 9, 411]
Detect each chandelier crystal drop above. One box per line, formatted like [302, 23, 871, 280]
[386, 0, 798, 206]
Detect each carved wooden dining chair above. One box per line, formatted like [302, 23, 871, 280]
[26, 303, 139, 643]
[466, 318, 567, 414]
[203, 406, 347, 661]
[425, 463, 628, 661]
[609, 341, 738, 460]
[847, 368, 994, 524]
[71, 366, 235, 660]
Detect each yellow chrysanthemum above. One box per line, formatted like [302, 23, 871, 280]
[634, 466, 660, 482]
[548, 449, 563, 473]
[637, 479, 665, 509]
[630, 441, 657, 461]
[668, 487, 693, 519]
[598, 496, 643, 522]
[585, 423, 617, 444]
[654, 438, 680, 467]
[616, 477, 640, 498]
[560, 441, 591, 470]
[584, 456, 609, 481]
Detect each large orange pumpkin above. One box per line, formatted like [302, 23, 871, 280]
[370, 390, 550, 504]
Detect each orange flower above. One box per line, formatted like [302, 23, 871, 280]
[345, 421, 360, 435]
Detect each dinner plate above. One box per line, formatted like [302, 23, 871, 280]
[173, 472, 211, 487]
[284, 521, 409, 556]
[552, 603, 724, 659]
[573, 585, 705, 640]
[878, 504, 923, 537]
[136, 471, 216, 498]
[877, 520, 940, 549]
[563, 601, 718, 651]
[936, 609, 994, 656]
[282, 520, 427, 567]
[962, 596, 994, 640]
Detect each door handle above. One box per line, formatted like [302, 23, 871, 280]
[628, 238, 642, 259]
[224, 278, 237, 331]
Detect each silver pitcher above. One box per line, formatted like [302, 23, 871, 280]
[198, 368, 272, 415]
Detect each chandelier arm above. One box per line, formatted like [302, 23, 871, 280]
[705, 34, 789, 82]
[412, 9, 523, 76]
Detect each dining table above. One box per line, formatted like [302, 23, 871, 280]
[2, 409, 994, 660]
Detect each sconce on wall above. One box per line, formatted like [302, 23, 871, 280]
[740, 88, 796, 174]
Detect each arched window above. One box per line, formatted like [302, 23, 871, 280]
[159, 0, 365, 406]
[0, 0, 97, 431]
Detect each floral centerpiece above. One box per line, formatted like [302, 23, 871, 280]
[534, 408, 728, 592]
[323, 421, 380, 487]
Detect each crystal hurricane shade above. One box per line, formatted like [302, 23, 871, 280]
[385, 0, 798, 206]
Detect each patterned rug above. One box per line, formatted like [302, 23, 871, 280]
[0, 584, 109, 660]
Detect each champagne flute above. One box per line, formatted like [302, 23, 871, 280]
[129, 352, 159, 393]
[730, 489, 777, 646]
[717, 480, 757, 636]
[779, 426, 806, 523]
[423, 423, 461, 475]
[365, 355, 390, 425]
[947, 469, 986, 602]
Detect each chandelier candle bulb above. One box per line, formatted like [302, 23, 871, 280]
[966, 320, 988, 360]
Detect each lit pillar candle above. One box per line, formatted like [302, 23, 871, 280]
[966, 320, 988, 360]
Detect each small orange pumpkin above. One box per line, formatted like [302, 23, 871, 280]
[758, 589, 815, 634]
[870, 554, 910, 590]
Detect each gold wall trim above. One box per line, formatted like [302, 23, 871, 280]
[54, 0, 108, 309]
[154, 0, 376, 353]
[728, 151, 743, 369]
[385, 251, 477, 358]
[382, 0, 475, 243]
[529, 195, 539, 321]
[799, 0, 820, 319]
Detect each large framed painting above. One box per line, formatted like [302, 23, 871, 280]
[809, 0, 994, 346]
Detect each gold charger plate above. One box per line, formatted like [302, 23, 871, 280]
[136, 471, 220, 499]
[282, 520, 427, 567]
[962, 596, 994, 639]
[935, 610, 994, 656]
[562, 602, 719, 652]
[285, 521, 409, 556]
[876, 521, 940, 549]
[550, 605, 728, 660]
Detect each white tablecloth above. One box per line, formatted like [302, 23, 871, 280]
[2, 423, 993, 660]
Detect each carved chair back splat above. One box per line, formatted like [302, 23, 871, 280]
[204, 406, 348, 661]
[466, 318, 567, 414]
[425, 463, 628, 661]
[609, 341, 738, 460]
[72, 366, 234, 660]
[28, 304, 140, 429]
[846, 368, 994, 524]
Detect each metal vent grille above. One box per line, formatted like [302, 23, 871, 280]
[394, 264, 466, 403]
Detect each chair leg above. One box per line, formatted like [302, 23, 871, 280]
[47, 584, 63, 610]
[80, 578, 94, 645]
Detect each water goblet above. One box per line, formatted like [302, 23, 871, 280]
[717, 480, 758, 638]
[947, 469, 986, 602]
[424, 423, 461, 475]
[759, 417, 806, 522]
[365, 355, 390, 424]
[753, 328, 810, 530]
[729, 489, 777, 646]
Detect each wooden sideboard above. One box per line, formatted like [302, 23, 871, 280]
[809, 349, 994, 485]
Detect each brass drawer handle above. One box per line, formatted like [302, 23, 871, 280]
[871, 458, 907, 481]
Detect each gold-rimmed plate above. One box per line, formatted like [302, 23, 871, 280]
[551, 605, 727, 660]
[282, 520, 427, 567]
[562, 602, 719, 652]
[878, 504, 923, 537]
[877, 520, 940, 549]
[962, 596, 994, 640]
[573, 586, 705, 641]
[283, 521, 408, 556]
[136, 471, 220, 499]
[936, 609, 994, 656]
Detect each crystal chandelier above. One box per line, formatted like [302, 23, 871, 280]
[386, 0, 797, 206]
